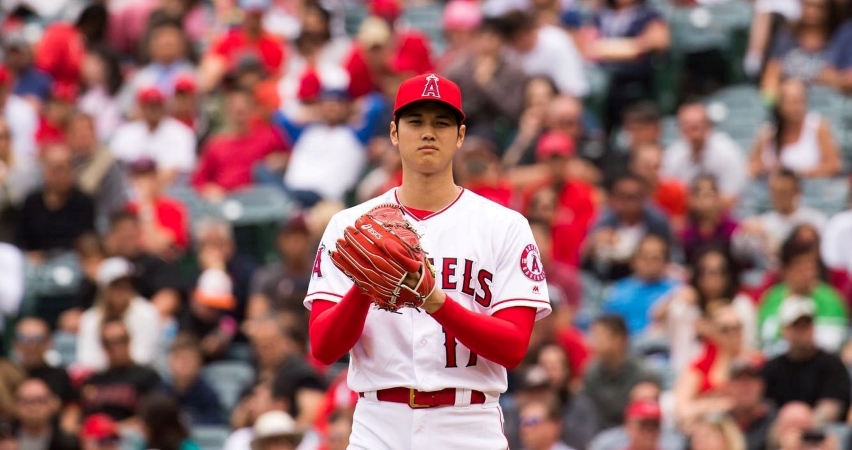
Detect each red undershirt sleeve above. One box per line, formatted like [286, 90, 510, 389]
[429, 296, 536, 369]
[308, 286, 373, 365]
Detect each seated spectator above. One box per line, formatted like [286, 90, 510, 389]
[744, 0, 802, 79]
[66, 113, 128, 225]
[578, 0, 670, 134]
[77, 257, 160, 371]
[137, 392, 201, 450]
[250, 411, 303, 450]
[760, 0, 840, 100]
[0, 117, 38, 243]
[584, 315, 660, 431]
[761, 297, 851, 423]
[682, 175, 739, 264]
[733, 169, 827, 269]
[192, 88, 289, 201]
[823, 14, 852, 93]
[78, 320, 161, 422]
[78, 414, 121, 450]
[500, 10, 588, 98]
[108, 87, 196, 186]
[0, 65, 38, 158]
[622, 401, 663, 450]
[629, 144, 688, 232]
[15, 143, 95, 261]
[534, 344, 575, 411]
[500, 77, 559, 168]
[323, 410, 354, 450]
[0, 422, 14, 450]
[126, 158, 190, 259]
[584, 172, 671, 281]
[78, 46, 123, 142]
[820, 207, 852, 300]
[161, 334, 223, 425]
[765, 402, 835, 450]
[518, 398, 577, 450]
[103, 211, 184, 320]
[674, 304, 762, 429]
[0, 360, 24, 422]
[33, 4, 107, 87]
[444, 17, 526, 143]
[663, 102, 747, 208]
[750, 79, 841, 178]
[757, 240, 847, 354]
[248, 216, 313, 323]
[179, 269, 238, 362]
[34, 83, 76, 148]
[355, 137, 402, 203]
[223, 381, 289, 450]
[454, 138, 513, 208]
[13, 378, 78, 450]
[437, 0, 483, 71]
[604, 234, 678, 336]
[3, 29, 52, 107]
[606, 102, 664, 176]
[686, 414, 746, 450]
[725, 360, 775, 450]
[170, 76, 201, 133]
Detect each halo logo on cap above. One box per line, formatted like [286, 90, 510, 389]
[422, 74, 441, 99]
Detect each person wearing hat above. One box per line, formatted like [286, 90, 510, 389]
[761, 296, 850, 423]
[2, 28, 52, 106]
[179, 268, 238, 361]
[34, 82, 77, 148]
[250, 411, 303, 450]
[622, 401, 663, 450]
[126, 157, 190, 258]
[724, 360, 775, 450]
[79, 413, 120, 450]
[0, 64, 38, 158]
[171, 76, 199, 132]
[76, 257, 160, 371]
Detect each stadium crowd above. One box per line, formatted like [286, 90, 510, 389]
[1, 0, 852, 449]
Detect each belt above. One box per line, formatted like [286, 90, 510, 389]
[358, 387, 487, 408]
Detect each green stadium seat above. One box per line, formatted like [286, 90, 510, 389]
[52, 332, 77, 368]
[191, 425, 231, 450]
[801, 178, 849, 217]
[220, 186, 295, 227]
[202, 360, 255, 412]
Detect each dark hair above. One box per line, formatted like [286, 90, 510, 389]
[140, 17, 196, 64]
[635, 233, 670, 262]
[498, 10, 536, 39]
[300, 2, 332, 43]
[100, 319, 128, 342]
[605, 0, 646, 9]
[592, 314, 629, 339]
[689, 245, 741, 314]
[606, 171, 647, 195]
[689, 173, 719, 194]
[791, 0, 842, 38]
[780, 234, 820, 268]
[75, 4, 109, 43]
[522, 397, 563, 422]
[772, 80, 809, 155]
[772, 168, 801, 192]
[479, 17, 506, 35]
[109, 210, 139, 230]
[622, 101, 661, 125]
[84, 45, 124, 96]
[525, 75, 559, 99]
[393, 103, 463, 130]
[75, 232, 105, 259]
[138, 392, 190, 450]
[169, 333, 202, 356]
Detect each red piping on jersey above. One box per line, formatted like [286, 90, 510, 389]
[430, 296, 536, 369]
[393, 188, 465, 221]
[306, 291, 344, 299]
[308, 287, 373, 365]
[490, 297, 552, 308]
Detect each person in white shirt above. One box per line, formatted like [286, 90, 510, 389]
[76, 257, 160, 371]
[0, 243, 23, 338]
[109, 87, 196, 185]
[500, 10, 588, 98]
[0, 66, 38, 158]
[820, 208, 852, 290]
[663, 102, 747, 208]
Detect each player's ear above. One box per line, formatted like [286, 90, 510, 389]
[456, 124, 466, 149]
[389, 121, 399, 147]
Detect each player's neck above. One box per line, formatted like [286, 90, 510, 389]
[397, 170, 460, 212]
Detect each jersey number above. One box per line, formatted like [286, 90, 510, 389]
[442, 327, 478, 368]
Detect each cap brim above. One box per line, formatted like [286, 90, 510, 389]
[393, 99, 465, 124]
[193, 291, 236, 310]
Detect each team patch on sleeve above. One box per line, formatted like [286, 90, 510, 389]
[520, 244, 546, 282]
[312, 244, 325, 278]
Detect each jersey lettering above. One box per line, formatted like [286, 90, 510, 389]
[312, 244, 325, 278]
[442, 258, 458, 290]
[474, 269, 493, 307]
[461, 259, 476, 296]
[421, 74, 441, 98]
[442, 327, 478, 368]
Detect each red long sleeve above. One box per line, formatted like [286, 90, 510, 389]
[429, 296, 536, 369]
[308, 287, 373, 365]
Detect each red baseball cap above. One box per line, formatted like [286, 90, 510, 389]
[625, 401, 662, 421]
[536, 131, 575, 160]
[0, 66, 10, 85]
[80, 414, 119, 439]
[137, 87, 166, 105]
[51, 83, 78, 102]
[370, 0, 402, 22]
[173, 76, 196, 94]
[393, 73, 465, 123]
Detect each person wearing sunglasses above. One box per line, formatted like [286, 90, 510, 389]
[518, 399, 575, 450]
[14, 378, 78, 450]
[79, 414, 120, 450]
[623, 401, 662, 450]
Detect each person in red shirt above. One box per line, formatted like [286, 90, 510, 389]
[35, 5, 108, 86]
[454, 137, 514, 208]
[629, 143, 688, 234]
[199, 0, 286, 92]
[192, 89, 289, 202]
[170, 76, 199, 132]
[126, 158, 190, 260]
[35, 83, 77, 148]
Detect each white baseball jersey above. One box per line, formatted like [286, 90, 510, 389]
[305, 188, 552, 395]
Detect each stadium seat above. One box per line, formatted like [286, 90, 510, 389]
[191, 425, 232, 450]
[733, 180, 770, 220]
[801, 178, 850, 217]
[166, 186, 226, 224]
[402, 2, 446, 54]
[202, 361, 255, 412]
[220, 186, 295, 227]
[52, 331, 77, 368]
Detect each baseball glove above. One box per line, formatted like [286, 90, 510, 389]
[329, 204, 436, 312]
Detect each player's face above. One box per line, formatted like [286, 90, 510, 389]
[390, 102, 465, 176]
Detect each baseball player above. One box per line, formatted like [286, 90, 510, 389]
[305, 73, 552, 449]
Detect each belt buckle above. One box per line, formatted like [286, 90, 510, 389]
[409, 388, 432, 408]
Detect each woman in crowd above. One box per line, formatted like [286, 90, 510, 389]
[687, 414, 747, 450]
[77, 46, 124, 142]
[681, 175, 739, 265]
[138, 392, 201, 450]
[0, 360, 23, 422]
[750, 79, 842, 179]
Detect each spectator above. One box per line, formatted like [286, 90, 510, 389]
[2, 30, 52, 107]
[34, 83, 77, 148]
[323, 410, 353, 450]
[355, 137, 402, 203]
[760, 0, 840, 100]
[622, 401, 663, 450]
[765, 402, 835, 450]
[584, 315, 660, 431]
[744, 0, 802, 79]
[66, 113, 128, 225]
[579, 0, 670, 134]
[0, 118, 38, 243]
[78, 46, 124, 142]
[78, 414, 120, 450]
[33, 4, 108, 86]
[604, 234, 678, 336]
[444, 17, 527, 143]
[15, 143, 95, 260]
[248, 216, 313, 323]
[179, 269, 238, 362]
[584, 172, 671, 281]
[682, 175, 739, 264]
[76, 257, 161, 371]
[663, 102, 747, 207]
[750, 79, 841, 179]
[757, 240, 847, 354]
[733, 169, 827, 269]
[126, 158, 190, 260]
[103, 211, 185, 320]
[108, 87, 197, 186]
[824, 12, 852, 93]
[222, 381, 288, 450]
[0, 361, 24, 422]
[250, 411, 303, 450]
[13, 378, 78, 450]
[629, 144, 688, 231]
[761, 297, 851, 423]
[192, 88, 289, 201]
[0, 67, 38, 158]
[725, 360, 775, 450]
[820, 206, 852, 300]
[500, 10, 588, 98]
[454, 138, 514, 208]
[438, 0, 484, 71]
[518, 398, 577, 450]
[170, 76, 201, 133]
[0, 421, 15, 450]
[687, 414, 746, 450]
[78, 320, 161, 422]
[137, 392, 201, 450]
[500, 76, 559, 168]
[161, 334, 223, 425]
